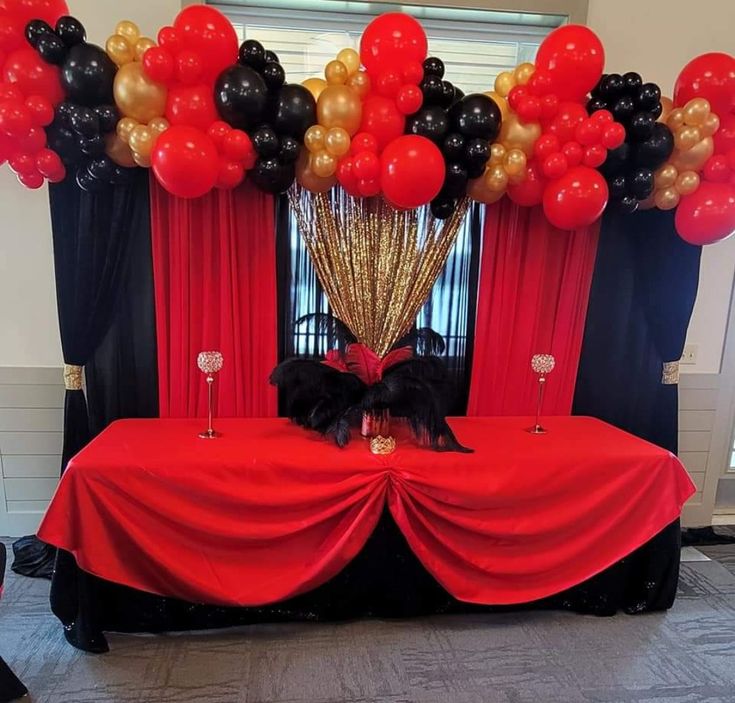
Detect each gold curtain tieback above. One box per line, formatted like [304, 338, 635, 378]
[370, 435, 396, 455]
[64, 364, 83, 391]
[662, 360, 680, 385]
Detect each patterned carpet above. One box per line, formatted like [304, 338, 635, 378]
[2, 537, 735, 703]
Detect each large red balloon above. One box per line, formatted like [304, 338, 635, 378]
[173, 6, 238, 83]
[535, 25, 604, 102]
[360, 13, 427, 77]
[675, 181, 735, 246]
[380, 135, 444, 209]
[542, 166, 608, 230]
[165, 83, 218, 131]
[3, 47, 63, 104]
[359, 95, 405, 151]
[507, 161, 546, 207]
[2, 0, 68, 25]
[152, 126, 219, 199]
[674, 52, 735, 115]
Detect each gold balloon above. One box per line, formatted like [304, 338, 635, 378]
[499, 114, 541, 157]
[129, 125, 154, 158]
[674, 125, 702, 151]
[317, 85, 362, 136]
[296, 149, 336, 193]
[671, 136, 714, 171]
[325, 126, 350, 157]
[134, 37, 155, 62]
[312, 150, 337, 178]
[489, 142, 506, 164]
[468, 176, 505, 204]
[683, 98, 710, 126]
[503, 148, 526, 177]
[105, 133, 137, 168]
[336, 48, 360, 76]
[654, 187, 680, 210]
[347, 70, 371, 99]
[133, 151, 152, 168]
[494, 71, 515, 98]
[675, 170, 700, 195]
[116, 116, 138, 143]
[325, 60, 348, 85]
[149, 117, 169, 134]
[638, 194, 656, 210]
[114, 62, 167, 124]
[485, 163, 509, 192]
[115, 20, 140, 45]
[700, 112, 720, 137]
[106, 34, 134, 67]
[658, 96, 674, 123]
[485, 91, 509, 122]
[667, 108, 685, 131]
[654, 163, 678, 189]
[302, 77, 328, 101]
[304, 124, 326, 153]
[513, 62, 535, 86]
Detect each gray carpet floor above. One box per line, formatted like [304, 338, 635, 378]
[2, 536, 735, 703]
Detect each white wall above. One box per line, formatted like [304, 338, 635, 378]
[588, 0, 735, 374]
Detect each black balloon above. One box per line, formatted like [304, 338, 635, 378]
[279, 136, 299, 164]
[76, 167, 100, 192]
[609, 174, 627, 200]
[273, 84, 316, 140]
[264, 49, 279, 64]
[70, 106, 99, 138]
[61, 43, 116, 106]
[25, 20, 53, 48]
[637, 83, 661, 111]
[56, 16, 86, 47]
[587, 96, 607, 113]
[600, 73, 625, 98]
[633, 122, 674, 169]
[239, 39, 266, 71]
[56, 101, 75, 128]
[262, 62, 285, 90]
[618, 194, 639, 214]
[94, 104, 119, 134]
[78, 133, 105, 157]
[253, 126, 279, 157]
[423, 56, 445, 78]
[600, 142, 630, 178]
[623, 72, 642, 91]
[420, 75, 444, 105]
[465, 138, 490, 171]
[215, 65, 268, 131]
[611, 95, 635, 124]
[442, 132, 465, 161]
[628, 111, 655, 142]
[87, 155, 115, 181]
[441, 162, 468, 199]
[438, 81, 456, 108]
[47, 123, 80, 164]
[406, 106, 449, 143]
[627, 167, 654, 199]
[36, 32, 66, 64]
[252, 157, 294, 193]
[431, 197, 455, 219]
[449, 94, 501, 141]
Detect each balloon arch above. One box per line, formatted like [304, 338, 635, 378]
[1, 1, 734, 245]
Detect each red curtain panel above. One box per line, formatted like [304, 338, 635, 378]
[467, 201, 599, 416]
[150, 178, 278, 418]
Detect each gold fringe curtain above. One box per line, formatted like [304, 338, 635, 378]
[288, 186, 470, 357]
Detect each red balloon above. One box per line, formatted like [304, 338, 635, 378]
[207, 120, 231, 148]
[543, 166, 608, 229]
[176, 50, 203, 85]
[152, 126, 219, 199]
[143, 47, 175, 84]
[358, 177, 381, 197]
[9, 151, 34, 174]
[2, 0, 68, 25]
[575, 119, 601, 146]
[216, 160, 244, 189]
[0, 100, 31, 137]
[380, 135, 444, 209]
[18, 124, 45, 153]
[714, 113, 735, 155]
[0, 84, 22, 103]
[507, 86, 528, 112]
[360, 13, 427, 77]
[542, 152, 568, 179]
[562, 141, 584, 167]
[36, 147, 64, 181]
[591, 109, 614, 126]
[396, 84, 422, 115]
[535, 25, 604, 102]
[158, 27, 182, 53]
[350, 131, 378, 154]
[533, 134, 560, 161]
[353, 150, 379, 180]
[675, 181, 735, 245]
[222, 129, 253, 163]
[336, 157, 361, 197]
[540, 93, 559, 121]
[583, 144, 607, 168]
[173, 6, 238, 83]
[507, 162, 546, 206]
[18, 168, 43, 189]
[376, 69, 402, 98]
[674, 52, 735, 115]
[703, 155, 730, 183]
[0, 10, 24, 53]
[402, 60, 423, 86]
[601, 122, 625, 150]
[359, 95, 405, 151]
[3, 48, 63, 104]
[25, 94, 54, 126]
[549, 102, 587, 143]
[166, 84, 218, 131]
[0, 131, 13, 164]
[517, 95, 542, 123]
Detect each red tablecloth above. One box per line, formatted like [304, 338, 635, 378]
[38, 416, 694, 607]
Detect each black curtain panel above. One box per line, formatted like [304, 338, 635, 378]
[573, 208, 702, 454]
[275, 197, 482, 414]
[12, 169, 158, 578]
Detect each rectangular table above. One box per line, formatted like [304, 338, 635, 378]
[38, 416, 695, 651]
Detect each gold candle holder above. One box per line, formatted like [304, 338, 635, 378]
[197, 351, 223, 439]
[527, 353, 555, 435]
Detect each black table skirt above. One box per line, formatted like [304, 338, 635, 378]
[50, 512, 682, 653]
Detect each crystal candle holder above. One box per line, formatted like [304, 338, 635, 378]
[528, 353, 555, 435]
[197, 351, 223, 439]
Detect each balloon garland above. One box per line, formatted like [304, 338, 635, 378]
[1, 2, 735, 245]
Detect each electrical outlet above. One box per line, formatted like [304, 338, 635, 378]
[681, 344, 698, 365]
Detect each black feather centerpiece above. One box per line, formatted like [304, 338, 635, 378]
[270, 342, 471, 453]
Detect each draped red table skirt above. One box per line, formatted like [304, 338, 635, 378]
[38, 417, 694, 607]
